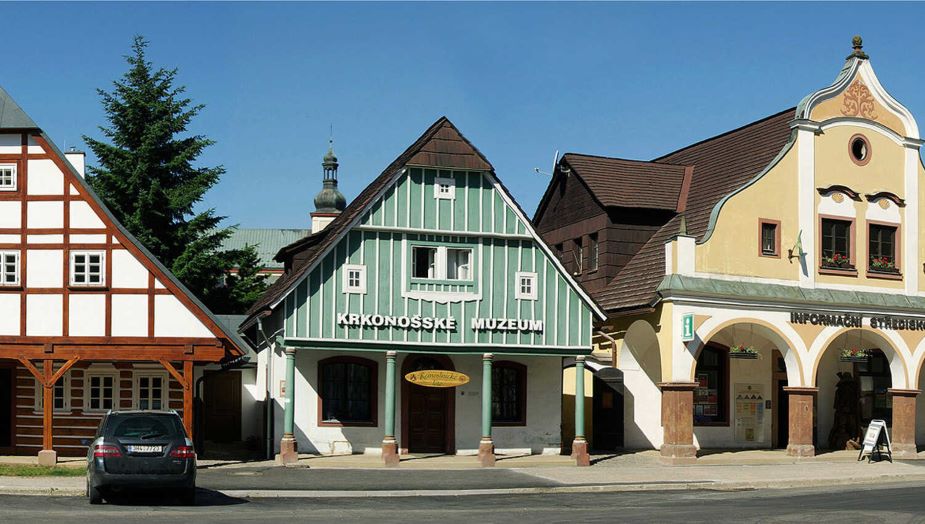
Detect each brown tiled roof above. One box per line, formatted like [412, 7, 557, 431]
[241, 117, 495, 328]
[560, 154, 691, 211]
[596, 108, 796, 312]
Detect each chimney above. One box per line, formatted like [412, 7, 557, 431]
[65, 147, 85, 178]
[311, 139, 346, 233]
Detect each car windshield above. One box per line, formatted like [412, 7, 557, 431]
[108, 415, 184, 440]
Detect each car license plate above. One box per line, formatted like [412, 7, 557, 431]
[127, 445, 162, 453]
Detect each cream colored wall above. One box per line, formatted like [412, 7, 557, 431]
[694, 143, 799, 281]
[810, 80, 906, 137]
[814, 125, 906, 289]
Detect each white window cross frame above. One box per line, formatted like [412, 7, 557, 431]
[85, 372, 119, 412]
[434, 176, 456, 200]
[33, 372, 71, 413]
[412, 245, 472, 281]
[343, 264, 367, 294]
[515, 272, 538, 300]
[134, 372, 168, 411]
[0, 251, 20, 286]
[0, 164, 16, 191]
[70, 251, 106, 287]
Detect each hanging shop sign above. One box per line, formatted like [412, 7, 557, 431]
[336, 313, 544, 333]
[404, 370, 470, 388]
[790, 311, 925, 332]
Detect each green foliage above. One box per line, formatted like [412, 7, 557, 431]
[0, 464, 85, 477]
[84, 36, 267, 313]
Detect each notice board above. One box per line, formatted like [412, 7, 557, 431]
[735, 383, 766, 443]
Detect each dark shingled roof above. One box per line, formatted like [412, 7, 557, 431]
[595, 108, 796, 312]
[241, 117, 495, 328]
[0, 86, 39, 130]
[560, 154, 691, 211]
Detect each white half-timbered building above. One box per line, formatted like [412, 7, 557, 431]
[0, 86, 242, 464]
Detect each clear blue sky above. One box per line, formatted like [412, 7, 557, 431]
[4, 2, 925, 229]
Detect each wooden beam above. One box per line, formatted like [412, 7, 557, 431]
[158, 360, 189, 390]
[4, 346, 226, 362]
[43, 360, 52, 451]
[18, 358, 45, 383]
[48, 357, 80, 387]
[183, 361, 193, 440]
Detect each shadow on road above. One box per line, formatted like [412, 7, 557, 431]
[100, 488, 248, 507]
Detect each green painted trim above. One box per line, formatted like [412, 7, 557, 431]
[574, 359, 585, 439]
[282, 338, 590, 356]
[283, 349, 296, 436]
[384, 352, 397, 437]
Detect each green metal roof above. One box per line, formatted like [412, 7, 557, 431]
[657, 275, 925, 313]
[0, 85, 38, 130]
[222, 228, 310, 269]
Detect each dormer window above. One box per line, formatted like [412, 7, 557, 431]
[411, 245, 472, 281]
[434, 177, 456, 200]
[0, 164, 16, 191]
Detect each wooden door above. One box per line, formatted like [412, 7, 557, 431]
[203, 371, 242, 442]
[408, 384, 448, 453]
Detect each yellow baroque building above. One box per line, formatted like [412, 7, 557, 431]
[536, 38, 925, 461]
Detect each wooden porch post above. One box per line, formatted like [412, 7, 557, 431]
[183, 361, 194, 440]
[41, 360, 54, 466]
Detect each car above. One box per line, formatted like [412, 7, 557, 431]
[86, 410, 197, 505]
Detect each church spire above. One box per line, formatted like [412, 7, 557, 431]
[312, 134, 347, 233]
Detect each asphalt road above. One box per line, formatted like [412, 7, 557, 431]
[3, 481, 925, 523]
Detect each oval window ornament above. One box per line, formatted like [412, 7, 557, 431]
[404, 370, 470, 388]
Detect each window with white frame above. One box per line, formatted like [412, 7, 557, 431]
[136, 373, 167, 410]
[70, 251, 105, 286]
[412, 245, 473, 281]
[515, 272, 538, 300]
[0, 251, 19, 286]
[343, 264, 367, 294]
[86, 373, 118, 411]
[34, 373, 70, 412]
[434, 177, 456, 200]
[0, 164, 16, 191]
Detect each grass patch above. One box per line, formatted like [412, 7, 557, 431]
[0, 464, 86, 477]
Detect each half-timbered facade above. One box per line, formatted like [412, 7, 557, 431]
[0, 86, 242, 463]
[242, 118, 604, 466]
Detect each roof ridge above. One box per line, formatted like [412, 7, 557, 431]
[563, 152, 688, 167]
[653, 107, 796, 162]
[0, 85, 39, 130]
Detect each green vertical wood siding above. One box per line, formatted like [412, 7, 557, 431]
[283, 167, 594, 352]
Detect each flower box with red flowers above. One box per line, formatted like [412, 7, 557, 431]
[869, 256, 899, 274]
[821, 253, 855, 271]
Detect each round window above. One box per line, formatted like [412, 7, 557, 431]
[849, 135, 871, 165]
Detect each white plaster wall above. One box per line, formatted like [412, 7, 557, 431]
[69, 201, 105, 229]
[111, 249, 149, 288]
[865, 199, 901, 223]
[26, 137, 43, 155]
[153, 295, 212, 338]
[26, 201, 63, 229]
[0, 295, 20, 335]
[27, 234, 63, 244]
[817, 193, 857, 218]
[0, 202, 19, 228]
[0, 235, 17, 243]
[620, 347, 664, 449]
[68, 294, 106, 336]
[277, 351, 563, 456]
[0, 134, 20, 154]
[26, 250, 62, 288]
[70, 234, 107, 244]
[26, 159, 63, 195]
[110, 294, 148, 337]
[241, 367, 262, 442]
[26, 294, 62, 336]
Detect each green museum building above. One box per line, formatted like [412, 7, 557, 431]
[241, 117, 604, 466]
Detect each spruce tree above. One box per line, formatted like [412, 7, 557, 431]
[84, 36, 267, 313]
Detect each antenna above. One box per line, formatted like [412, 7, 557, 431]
[533, 149, 560, 177]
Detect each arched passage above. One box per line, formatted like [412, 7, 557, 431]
[813, 328, 908, 452]
[618, 319, 663, 449]
[687, 319, 805, 450]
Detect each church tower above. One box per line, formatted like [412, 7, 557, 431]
[311, 139, 346, 233]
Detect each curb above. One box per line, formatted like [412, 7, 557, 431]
[3, 472, 925, 499]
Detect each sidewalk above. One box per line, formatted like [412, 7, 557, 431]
[1, 450, 924, 498]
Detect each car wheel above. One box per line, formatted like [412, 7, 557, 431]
[180, 488, 195, 506]
[88, 483, 103, 505]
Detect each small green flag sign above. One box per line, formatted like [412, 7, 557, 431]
[682, 313, 694, 342]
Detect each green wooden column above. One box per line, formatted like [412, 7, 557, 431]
[283, 347, 296, 438]
[479, 353, 495, 466]
[574, 356, 586, 440]
[384, 351, 397, 438]
[382, 350, 400, 466]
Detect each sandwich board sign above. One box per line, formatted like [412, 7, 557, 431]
[858, 419, 892, 463]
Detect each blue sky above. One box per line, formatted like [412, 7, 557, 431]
[3, 2, 925, 229]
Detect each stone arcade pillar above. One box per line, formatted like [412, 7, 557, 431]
[658, 382, 698, 464]
[478, 354, 496, 467]
[277, 347, 298, 464]
[785, 386, 817, 458]
[572, 356, 591, 466]
[889, 389, 919, 458]
[382, 351, 400, 466]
